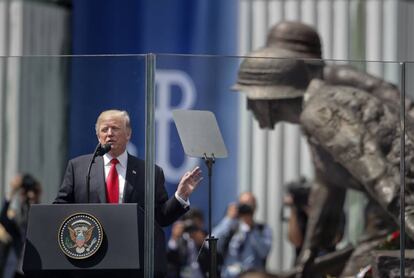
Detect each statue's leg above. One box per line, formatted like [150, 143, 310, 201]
[339, 237, 385, 277]
[296, 178, 346, 278]
[340, 199, 397, 277]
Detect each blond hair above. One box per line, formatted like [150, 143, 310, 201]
[95, 109, 131, 135]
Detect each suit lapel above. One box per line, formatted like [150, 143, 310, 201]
[124, 154, 136, 203]
[90, 156, 107, 203]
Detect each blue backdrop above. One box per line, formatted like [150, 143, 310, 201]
[70, 0, 240, 230]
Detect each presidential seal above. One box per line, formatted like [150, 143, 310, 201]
[58, 213, 103, 259]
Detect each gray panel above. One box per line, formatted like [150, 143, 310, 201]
[173, 110, 228, 158]
[23, 204, 140, 270]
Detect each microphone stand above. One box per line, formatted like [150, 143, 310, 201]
[86, 143, 111, 203]
[86, 143, 101, 203]
[203, 153, 218, 278]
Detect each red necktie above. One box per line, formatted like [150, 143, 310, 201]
[106, 158, 119, 203]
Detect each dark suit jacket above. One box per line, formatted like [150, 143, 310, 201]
[54, 153, 188, 277]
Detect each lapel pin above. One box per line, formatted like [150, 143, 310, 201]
[132, 170, 137, 175]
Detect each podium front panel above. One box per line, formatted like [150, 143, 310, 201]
[23, 203, 140, 271]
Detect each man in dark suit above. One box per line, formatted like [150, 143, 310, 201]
[54, 109, 202, 277]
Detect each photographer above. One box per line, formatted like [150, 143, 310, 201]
[283, 178, 346, 266]
[213, 192, 272, 278]
[0, 174, 42, 278]
[283, 179, 311, 262]
[166, 208, 209, 278]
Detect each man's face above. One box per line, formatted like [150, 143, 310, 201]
[97, 115, 131, 157]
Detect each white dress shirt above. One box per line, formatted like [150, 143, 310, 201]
[103, 150, 190, 207]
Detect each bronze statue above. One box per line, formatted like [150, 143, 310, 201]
[234, 21, 414, 277]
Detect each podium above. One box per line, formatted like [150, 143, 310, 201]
[23, 203, 165, 278]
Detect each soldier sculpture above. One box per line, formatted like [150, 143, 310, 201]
[233, 21, 414, 277]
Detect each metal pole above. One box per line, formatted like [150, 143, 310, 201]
[400, 61, 406, 278]
[144, 53, 156, 278]
[204, 154, 218, 278]
[0, 0, 11, 201]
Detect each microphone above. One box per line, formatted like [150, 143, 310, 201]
[95, 143, 112, 157]
[86, 143, 112, 202]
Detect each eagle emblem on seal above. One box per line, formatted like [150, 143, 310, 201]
[58, 213, 103, 259]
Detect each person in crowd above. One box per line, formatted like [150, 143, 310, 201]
[282, 178, 311, 262]
[0, 174, 42, 278]
[167, 208, 209, 278]
[283, 178, 345, 265]
[54, 109, 202, 278]
[213, 192, 272, 278]
[182, 207, 205, 231]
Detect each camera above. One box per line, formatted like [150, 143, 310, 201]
[183, 219, 200, 233]
[286, 179, 310, 209]
[237, 203, 254, 215]
[22, 174, 38, 193]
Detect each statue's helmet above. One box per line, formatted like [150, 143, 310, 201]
[232, 47, 311, 100]
[233, 21, 324, 100]
[266, 21, 322, 59]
